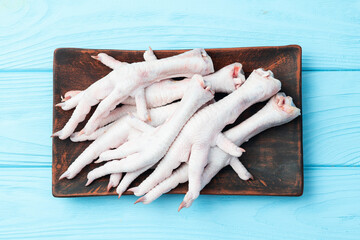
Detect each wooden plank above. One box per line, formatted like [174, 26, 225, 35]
[0, 167, 359, 239]
[302, 71, 360, 167]
[52, 46, 303, 197]
[0, 0, 360, 71]
[1, 70, 359, 168]
[0, 72, 52, 167]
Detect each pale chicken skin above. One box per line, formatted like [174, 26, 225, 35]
[130, 68, 282, 210]
[53, 48, 214, 139]
[85, 75, 214, 185]
[135, 93, 301, 207]
[59, 102, 180, 180]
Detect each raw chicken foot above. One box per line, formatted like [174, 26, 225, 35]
[86, 75, 214, 185]
[137, 93, 300, 206]
[92, 62, 246, 196]
[70, 59, 245, 143]
[131, 68, 281, 209]
[59, 48, 242, 114]
[53, 48, 214, 139]
[59, 102, 179, 180]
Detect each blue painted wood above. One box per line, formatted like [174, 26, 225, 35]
[302, 71, 360, 167]
[0, 167, 359, 239]
[1, 1, 360, 239]
[0, 72, 52, 167]
[0, 0, 360, 70]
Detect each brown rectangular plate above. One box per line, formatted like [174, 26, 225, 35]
[53, 45, 302, 197]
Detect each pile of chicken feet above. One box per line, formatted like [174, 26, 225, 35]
[53, 47, 300, 211]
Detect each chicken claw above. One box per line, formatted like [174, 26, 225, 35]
[59, 103, 179, 180]
[133, 68, 280, 199]
[53, 48, 214, 139]
[138, 93, 300, 206]
[86, 75, 214, 184]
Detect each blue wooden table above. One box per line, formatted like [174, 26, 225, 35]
[1, 0, 359, 239]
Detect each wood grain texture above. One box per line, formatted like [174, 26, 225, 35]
[0, 72, 52, 167]
[1, 0, 360, 71]
[1, 71, 359, 167]
[0, 167, 359, 240]
[52, 46, 302, 197]
[302, 71, 360, 167]
[1, 1, 359, 238]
